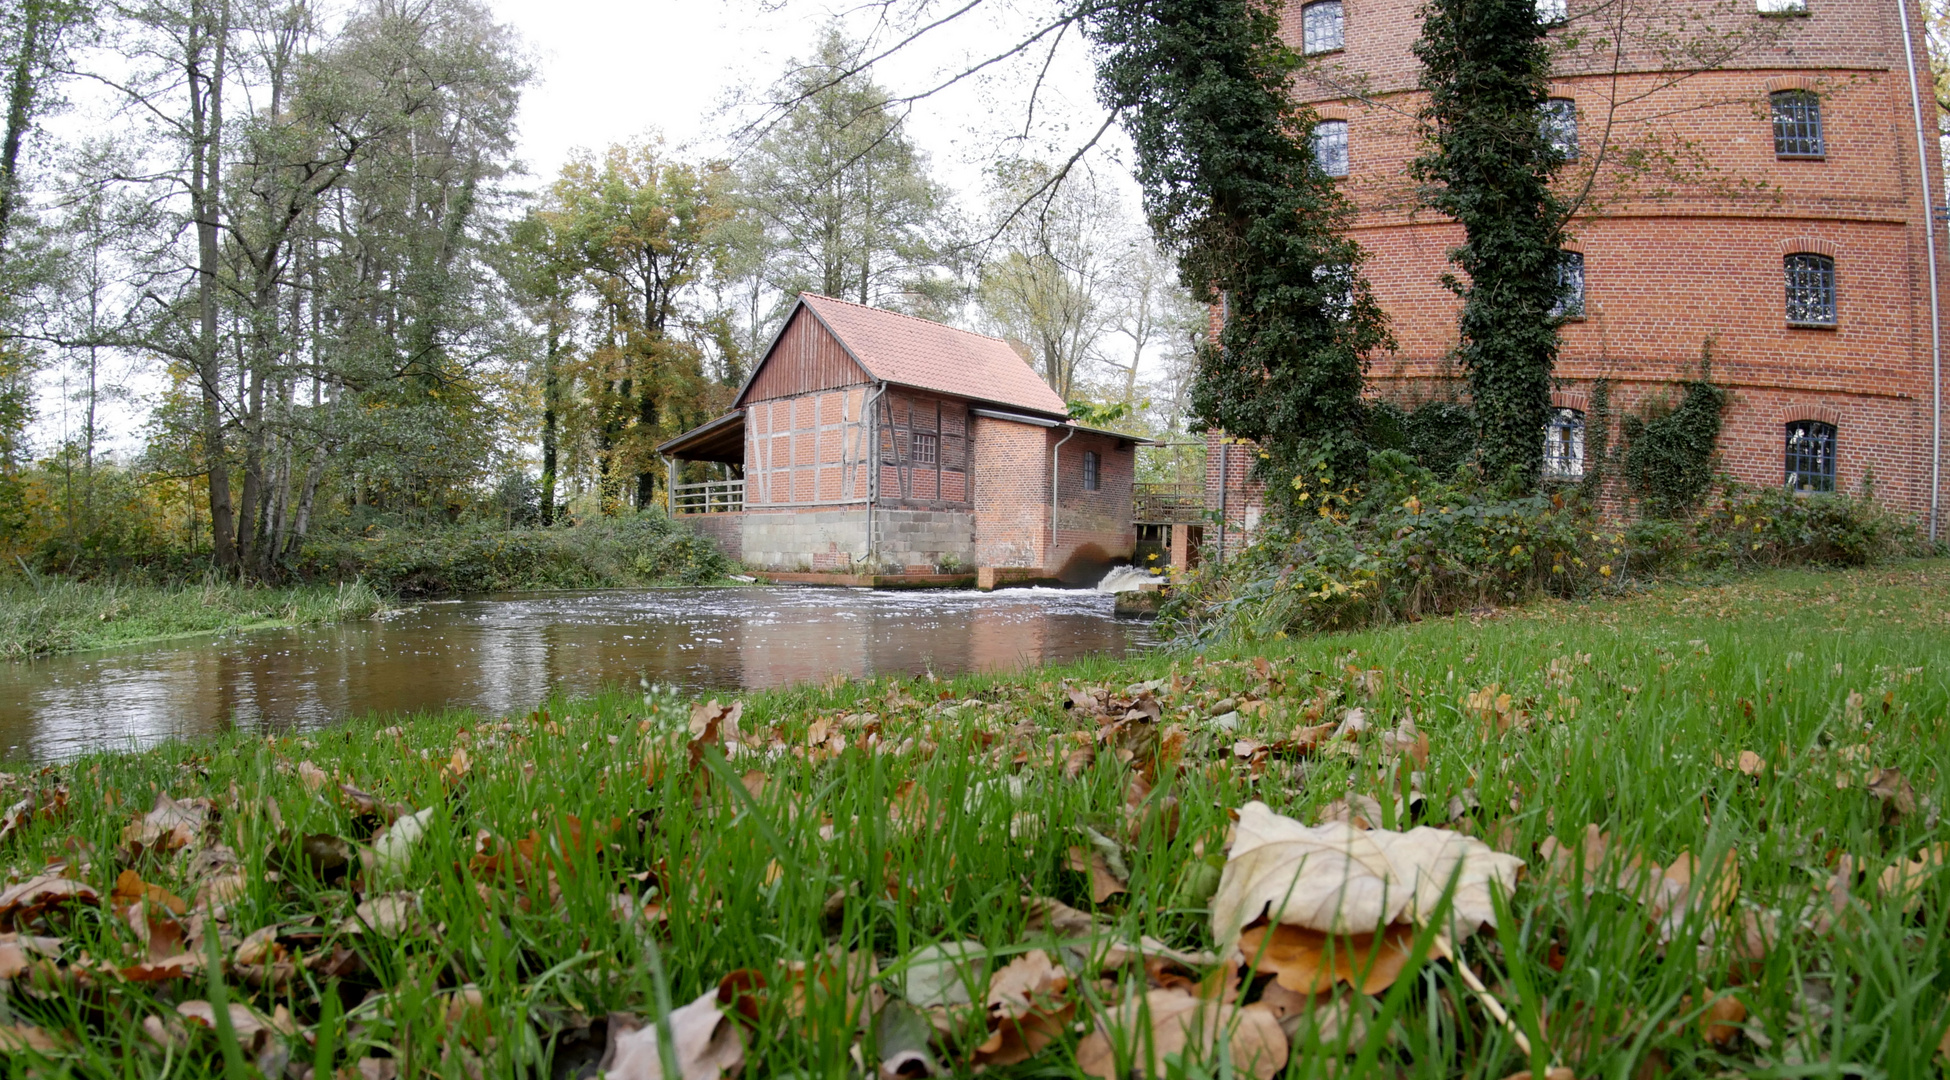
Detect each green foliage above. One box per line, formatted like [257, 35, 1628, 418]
[1578, 377, 1611, 500]
[1413, 0, 1566, 489]
[1163, 450, 1607, 640]
[1067, 400, 1132, 427]
[1622, 361, 1726, 519]
[0, 575, 386, 658]
[296, 512, 731, 597]
[1088, 0, 1389, 492]
[1693, 484, 1930, 568]
[1366, 399, 1478, 477]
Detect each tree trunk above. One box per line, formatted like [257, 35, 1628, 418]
[540, 318, 559, 525]
[192, 0, 237, 571]
[0, 0, 44, 253]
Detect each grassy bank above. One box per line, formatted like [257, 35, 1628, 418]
[0, 562, 1945, 1077]
[0, 576, 389, 659]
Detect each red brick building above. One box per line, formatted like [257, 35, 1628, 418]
[660, 294, 1144, 578]
[1211, 0, 1946, 545]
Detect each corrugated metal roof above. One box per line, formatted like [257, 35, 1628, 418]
[787, 294, 1069, 417]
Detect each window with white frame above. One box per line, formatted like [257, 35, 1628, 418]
[1539, 98, 1578, 160]
[1785, 421, 1836, 492]
[1784, 253, 1836, 326]
[910, 431, 938, 465]
[1552, 251, 1585, 318]
[1312, 119, 1349, 178]
[1302, 1, 1344, 54]
[1543, 408, 1586, 479]
[1082, 450, 1101, 491]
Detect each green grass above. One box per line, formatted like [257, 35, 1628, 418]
[0, 561, 1946, 1077]
[0, 575, 389, 657]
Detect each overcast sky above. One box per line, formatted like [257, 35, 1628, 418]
[485, 0, 1129, 200]
[31, 1, 1142, 456]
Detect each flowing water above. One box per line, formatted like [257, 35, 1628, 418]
[0, 586, 1157, 762]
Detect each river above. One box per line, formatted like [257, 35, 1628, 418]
[0, 586, 1157, 762]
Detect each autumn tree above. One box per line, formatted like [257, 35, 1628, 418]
[541, 140, 735, 511]
[740, 28, 955, 321]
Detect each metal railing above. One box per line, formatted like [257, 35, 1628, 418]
[1133, 482, 1206, 524]
[672, 478, 744, 514]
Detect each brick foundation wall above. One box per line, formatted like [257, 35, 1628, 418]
[740, 508, 870, 570]
[684, 513, 743, 563]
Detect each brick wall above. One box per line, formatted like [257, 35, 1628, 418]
[876, 389, 973, 509]
[1052, 431, 1139, 577]
[1204, 430, 1268, 558]
[971, 416, 1051, 568]
[1195, 0, 1949, 531]
[685, 513, 743, 563]
[745, 387, 872, 507]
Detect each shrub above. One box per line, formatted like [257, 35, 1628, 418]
[1622, 363, 1726, 519]
[1163, 450, 1615, 641]
[1695, 483, 1927, 568]
[295, 511, 732, 597]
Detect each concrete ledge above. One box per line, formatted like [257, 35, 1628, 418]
[976, 566, 1059, 591]
[754, 572, 979, 589]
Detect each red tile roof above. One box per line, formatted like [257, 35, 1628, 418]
[795, 294, 1068, 417]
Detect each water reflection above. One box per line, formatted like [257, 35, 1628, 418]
[0, 586, 1155, 762]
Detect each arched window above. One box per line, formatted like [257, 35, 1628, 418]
[1552, 251, 1585, 318]
[1539, 98, 1578, 160]
[1784, 253, 1836, 325]
[1771, 91, 1824, 158]
[1785, 421, 1836, 492]
[1301, 1, 1344, 54]
[1312, 119, 1349, 178]
[1543, 408, 1586, 479]
[1082, 450, 1102, 491]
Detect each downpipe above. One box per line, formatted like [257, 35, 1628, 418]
[1896, 0, 1943, 542]
[1050, 425, 1077, 571]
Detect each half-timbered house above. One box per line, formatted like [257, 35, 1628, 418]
[658, 294, 1145, 579]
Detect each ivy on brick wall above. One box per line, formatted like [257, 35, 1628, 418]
[1579, 377, 1612, 501]
[1623, 352, 1727, 519]
[1368, 399, 1478, 478]
[1087, 0, 1390, 507]
[1412, 0, 1566, 492]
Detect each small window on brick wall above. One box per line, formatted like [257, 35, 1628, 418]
[1083, 450, 1101, 491]
[1301, 0, 1344, 54]
[1536, 0, 1568, 22]
[1552, 251, 1585, 318]
[1784, 253, 1836, 326]
[1312, 119, 1349, 178]
[1785, 421, 1836, 492]
[1543, 408, 1585, 479]
[910, 432, 938, 465]
[1771, 91, 1824, 158]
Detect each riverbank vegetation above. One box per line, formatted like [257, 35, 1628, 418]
[0, 576, 388, 659]
[0, 560, 1942, 1077]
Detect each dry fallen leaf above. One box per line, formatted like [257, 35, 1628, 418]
[343, 892, 422, 938]
[1075, 988, 1287, 1080]
[1211, 802, 1522, 948]
[120, 793, 210, 855]
[972, 949, 1074, 1067]
[600, 991, 746, 1080]
[0, 873, 99, 931]
[1236, 922, 1418, 995]
[1066, 844, 1129, 904]
[0, 1024, 60, 1052]
[1877, 843, 1947, 914]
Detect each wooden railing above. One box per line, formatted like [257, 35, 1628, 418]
[1133, 482, 1206, 524]
[672, 478, 744, 514]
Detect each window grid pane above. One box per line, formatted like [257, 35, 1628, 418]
[1785, 421, 1836, 492]
[911, 432, 938, 465]
[1543, 408, 1586, 480]
[1312, 120, 1349, 177]
[1083, 451, 1100, 491]
[1552, 251, 1585, 318]
[1772, 92, 1824, 157]
[1302, 1, 1344, 54]
[1540, 99, 1578, 160]
[1784, 253, 1835, 325]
